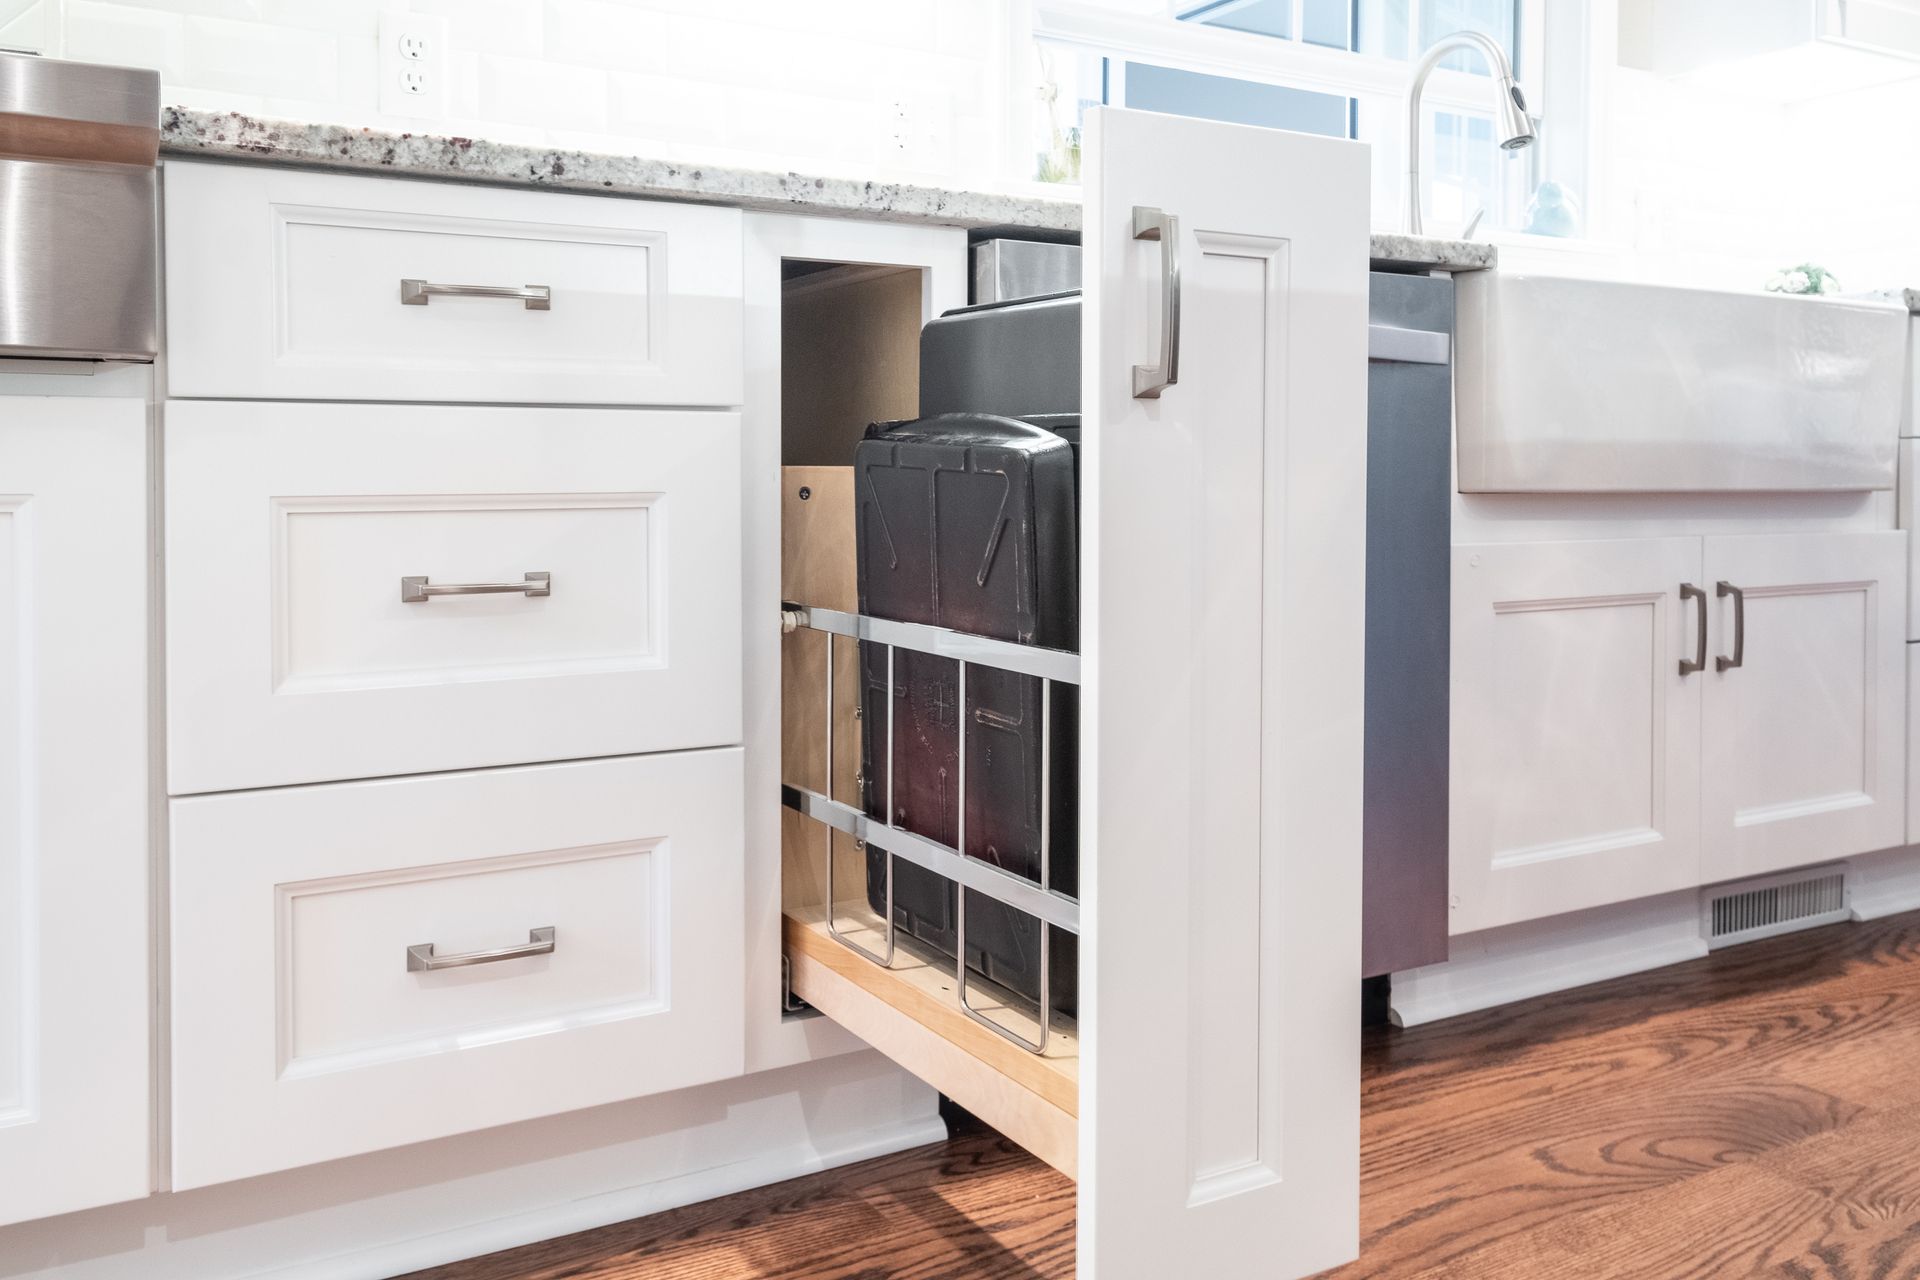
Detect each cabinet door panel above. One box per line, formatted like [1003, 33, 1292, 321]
[1081, 106, 1368, 1278]
[1451, 538, 1704, 934]
[1702, 531, 1907, 881]
[0, 397, 148, 1226]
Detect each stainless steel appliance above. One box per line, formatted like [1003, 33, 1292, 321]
[0, 52, 161, 362]
[970, 238, 1079, 305]
[1363, 271, 1454, 978]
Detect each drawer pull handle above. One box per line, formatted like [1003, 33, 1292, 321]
[401, 571, 551, 604]
[407, 926, 555, 972]
[399, 278, 552, 311]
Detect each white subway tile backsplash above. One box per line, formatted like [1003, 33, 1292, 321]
[47, 0, 1008, 190]
[608, 70, 727, 148]
[64, 1, 189, 80]
[0, 0, 46, 53]
[476, 51, 609, 134]
[413, 0, 541, 57]
[180, 13, 337, 100]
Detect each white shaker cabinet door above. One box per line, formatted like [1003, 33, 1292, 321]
[1450, 537, 1706, 934]
[1701, 530, 1908, 882]
[0, 397, 149, 1226]
[1078, 106, 1368, 1279]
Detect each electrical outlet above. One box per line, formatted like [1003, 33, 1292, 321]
[378, 11, 449, 118]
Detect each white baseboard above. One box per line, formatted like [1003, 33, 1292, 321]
[0, 1052, 942, 1280]
[1847, 845, 1920, 921]
[1390, 890, 1708, 1028]
[1393, 848, 1920, 1027]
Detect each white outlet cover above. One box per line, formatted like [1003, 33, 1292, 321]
[378, 10, 450, 118]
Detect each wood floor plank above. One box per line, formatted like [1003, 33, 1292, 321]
[406, 911, 1920, 1280]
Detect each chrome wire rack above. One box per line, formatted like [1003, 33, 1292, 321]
[780, 602, 1080, 1054]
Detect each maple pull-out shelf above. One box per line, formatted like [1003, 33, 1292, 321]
[784, 907, 1078, 1177]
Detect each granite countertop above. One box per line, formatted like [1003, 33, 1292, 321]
[158, 107, 1495, 271]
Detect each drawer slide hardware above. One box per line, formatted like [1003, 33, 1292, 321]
[782, 603, 1079, 1055]
[399, 278, 553, 310]
[401, 571, 551, 603]
[407, 926, 556, 972]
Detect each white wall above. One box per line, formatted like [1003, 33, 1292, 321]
[8, 0, 1918, 291]
[4, 0, 1015, 188]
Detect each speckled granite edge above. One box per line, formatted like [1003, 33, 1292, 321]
[1370, 230, 1496, 271]
[158, 107, 1494, 269]
[159, 107, 1082, 232]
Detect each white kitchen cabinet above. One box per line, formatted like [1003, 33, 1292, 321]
[1701, 530, 1907, 882]
[163, 162, 744, 406]
[1452, 530, 1909, 932]
[0, 397, 149, 1226]
[165, 400, 742, 794]
[169, 749, 744, 1190]
[1899, 437, 1919, 639]
[740, 212, 968, 1076]
[769, 108, 1370, 1278]
[1909, 644, 1920, 848]
[1451, 538, 1706, 934]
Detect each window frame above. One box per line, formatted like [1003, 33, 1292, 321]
[1016, 0, 1606, 243]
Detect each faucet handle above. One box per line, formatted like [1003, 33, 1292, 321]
[1461, 206, 1486, 239]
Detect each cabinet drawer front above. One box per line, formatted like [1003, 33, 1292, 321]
[163, 161, 742, 405]
[169, 750, 745, 1190]
[166, 401, 742, 793]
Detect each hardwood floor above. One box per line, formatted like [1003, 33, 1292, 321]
[403, 911, 1920, 1280]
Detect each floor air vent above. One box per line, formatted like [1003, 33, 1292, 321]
[1703, 866, 1849, 950]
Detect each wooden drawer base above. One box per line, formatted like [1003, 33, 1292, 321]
[784, 910, 1077, 1178]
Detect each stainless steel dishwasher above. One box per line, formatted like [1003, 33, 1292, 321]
[0, 51, 161, 362]
[1363, 272, 1454, 979]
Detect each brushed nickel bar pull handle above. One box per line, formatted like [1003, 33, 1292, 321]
[1716, 581, 1746, 672]
[1679, 583, 1708, 676]
[399, 278, 552, 310]
[401, 571, 551, 604]
[407, 926, 554, 972]
[1131, 205, 1180, 399]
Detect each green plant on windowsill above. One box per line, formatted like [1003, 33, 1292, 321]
[1037, 126, 1082, 185]
[1764, 263, 1841, 296]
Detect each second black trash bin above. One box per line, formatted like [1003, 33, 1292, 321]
[853, 291, 1085, 1022]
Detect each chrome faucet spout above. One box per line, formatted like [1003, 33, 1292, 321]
[1405, 30, 1533, 237]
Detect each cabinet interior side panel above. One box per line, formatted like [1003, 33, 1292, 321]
[781, 467, 860, 922]
[781, 266, 923, 467]
[778, 264, 924, 928]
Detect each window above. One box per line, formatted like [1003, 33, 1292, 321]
[1029, 0, 1589, 240]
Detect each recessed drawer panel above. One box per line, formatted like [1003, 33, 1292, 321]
[163, 161, 742, 404]
[166, 400, 742, 794]
[169, 749, 745, 1189]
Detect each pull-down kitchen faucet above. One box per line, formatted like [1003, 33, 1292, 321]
[1405, 30, 1534, 237]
